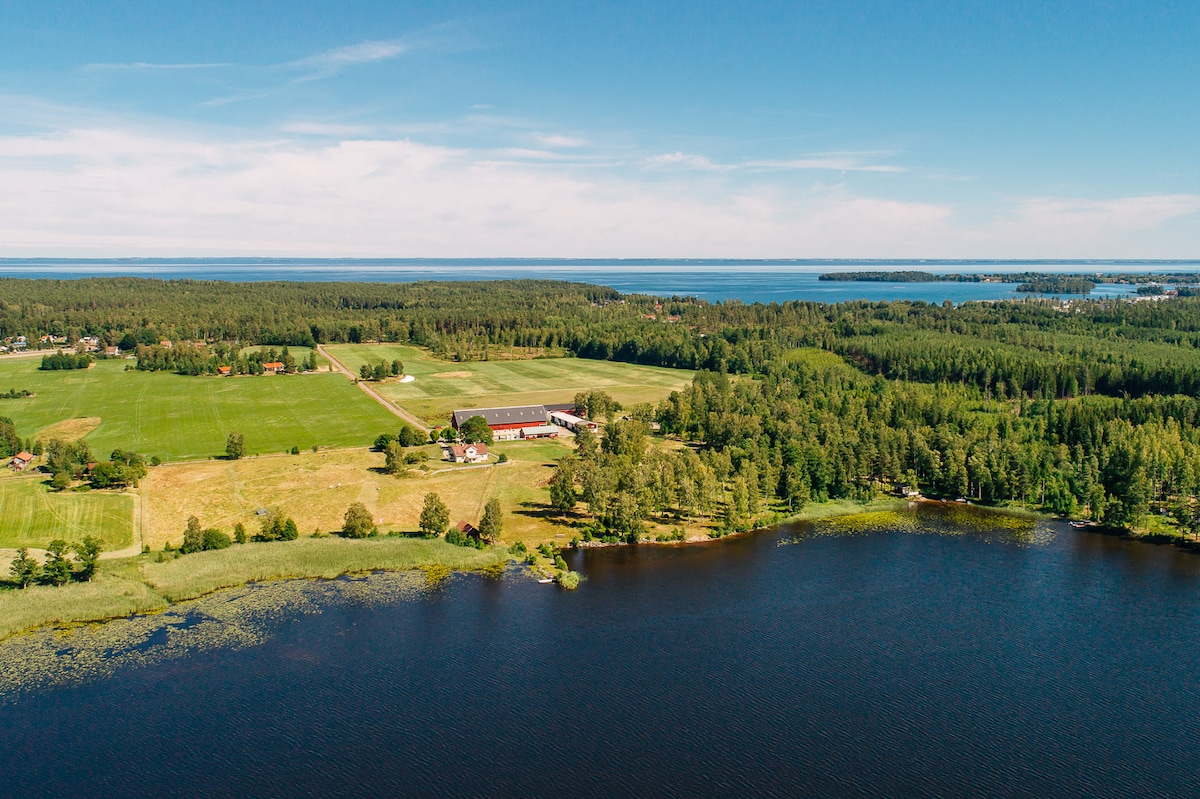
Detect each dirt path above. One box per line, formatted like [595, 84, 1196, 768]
[316, 345, 431, 433]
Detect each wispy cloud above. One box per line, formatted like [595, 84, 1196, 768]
[645, 150, 904, 174]
[746, 154, 906, 173]
[83, 62, 233, 71]
[288, 39, 407, 71]
[644, 152, 731, 171]
[530, 133, 588, 148]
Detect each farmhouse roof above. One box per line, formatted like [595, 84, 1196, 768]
[452, 405, 547, 428]
[456, 520, 480, 537]
[13, 452, 32, 462]
[450, 443, 489, 457]
[263, 361, 284, 369]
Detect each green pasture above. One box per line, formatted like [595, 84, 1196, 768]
[327, 344, 696, 424]
[0, 476, 133, 550]
[0, 357, 398, 461]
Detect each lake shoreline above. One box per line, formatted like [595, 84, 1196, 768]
[5, 494, 1199, 642]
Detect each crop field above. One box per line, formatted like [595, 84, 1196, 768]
[325, 344, 695, 424]
[0, 476, 133, 550]
[0, 357, 399, 461]
[139, 439, 576, 548]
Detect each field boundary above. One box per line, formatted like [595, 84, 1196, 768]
[317, 344, 431, 432]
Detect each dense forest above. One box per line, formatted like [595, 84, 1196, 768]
[4, 276, 1200, 532]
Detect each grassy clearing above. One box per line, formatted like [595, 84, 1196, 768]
[326, 344, 695, 424]
[0, 357, 398, 461]
[141, 536, 505, 601]
[0, 476, 133, 550]
[784, 497, 908, 522]
[139, 440, 575, 548]
[0, 535, 507, 639]
[0, 567, 168, 640]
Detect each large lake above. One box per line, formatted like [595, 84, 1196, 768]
[3, 259, 1197, 304]
[2, 506, 1199, 797]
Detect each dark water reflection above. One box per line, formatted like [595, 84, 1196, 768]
[2, 513, 1199, 798]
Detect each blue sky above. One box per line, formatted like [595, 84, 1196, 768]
[0, 0, 1197, 257]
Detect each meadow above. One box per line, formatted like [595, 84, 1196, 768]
[139, 439, 576, 548]
[0, 357, 399, 461]
[0, 537, 506, 639]
[325, 344, 695, 424]
[0, 475, 133, 550]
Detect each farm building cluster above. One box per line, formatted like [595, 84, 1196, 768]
[449, 403, 598, 442]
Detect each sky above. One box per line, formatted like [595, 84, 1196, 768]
[0, 0, 1197, 258]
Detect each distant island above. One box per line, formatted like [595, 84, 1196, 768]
[819, 270, 1200, 295]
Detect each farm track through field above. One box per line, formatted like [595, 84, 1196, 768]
[317, 345, 431, 433]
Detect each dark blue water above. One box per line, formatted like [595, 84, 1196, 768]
[1, 259, 1190, 304]
[3, 511, 1199, 798]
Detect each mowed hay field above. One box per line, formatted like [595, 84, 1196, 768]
[140, 439, 575, 548]
[0, 475, 133, 550]
[326, 344, 695, 424]
[0, 357, 398, 461]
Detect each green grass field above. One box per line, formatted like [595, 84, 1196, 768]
[0, 357, 399, 461]
[0, 476, 133, 550]
[326, 344, 696, 424]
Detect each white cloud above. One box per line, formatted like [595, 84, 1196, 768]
[289, 39, 407, 70]
[644, 152, 730, 171]
[281, 122, 377, 136]
[746, 155, 906, 173]
[645, 151, 905, 174]
[530, 133, 588, 148]
[0, 125, 1196, 259]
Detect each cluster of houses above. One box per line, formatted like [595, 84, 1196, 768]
[216, 361, 285, 376]
[440, 403, 601, 463]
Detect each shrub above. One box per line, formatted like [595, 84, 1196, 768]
[233, 522, 247, 544]
[342, 502, 376, 538]
[201, 528, 233, 550]
[557, 571, 581, 590]
[508, 541, 528, 556]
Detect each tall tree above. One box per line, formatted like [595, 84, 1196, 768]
[9, 547, 40, 588]
[459, 416, 494, 445]
[74, 535, 103, 581]
[549, 464, 577, 513]
[479, 498, 503, 541]
[43, 539, 73, 586]
[225, 431, 245, 460]
[419, 493, 450, 538]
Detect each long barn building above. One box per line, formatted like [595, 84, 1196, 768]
[452, 405, 551, 440]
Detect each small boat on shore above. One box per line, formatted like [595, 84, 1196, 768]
[537, 578, 554, 584]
